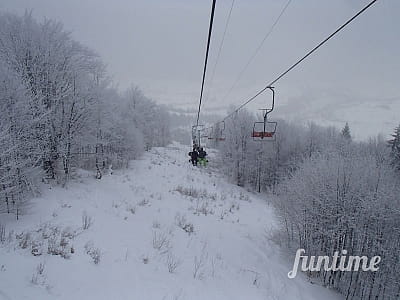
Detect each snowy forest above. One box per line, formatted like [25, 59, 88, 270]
[0, 2, 399, 300]
[0, 12, 170, 219]
[210, 109, 400, 299]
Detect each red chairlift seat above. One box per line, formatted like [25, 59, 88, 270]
[252, 121, 277, 140]
[252, 131, 274, 138]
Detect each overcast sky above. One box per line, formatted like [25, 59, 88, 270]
[1, 0, 399, 139]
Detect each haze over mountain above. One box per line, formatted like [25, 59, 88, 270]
[2, 0, 398, 139]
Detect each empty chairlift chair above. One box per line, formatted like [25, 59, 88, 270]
[192, 124, 205, 148]
[251, 87, 277, 141]
[207, 126, 214, 140]
[216, 121, 226, 141]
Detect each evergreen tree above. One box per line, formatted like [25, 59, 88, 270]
[388, 123, 400, 170]
[341, 122, 352, 141]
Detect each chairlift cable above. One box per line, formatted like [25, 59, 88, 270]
[220, 0, 378, 123]
[206, 0, 235, 100]
[195, 0, 217, 127]
[221, 0, 292, 103]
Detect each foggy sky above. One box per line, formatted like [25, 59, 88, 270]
[1, 0, 399, 140]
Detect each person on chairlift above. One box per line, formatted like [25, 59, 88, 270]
[198, 147, 207, 166]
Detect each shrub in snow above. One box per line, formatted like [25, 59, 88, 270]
[17, 232, 31, 249]
[166, 252, 182, 274]
[82, 211, 93, 230]
[15, 223, 75, 259]
[47, 232, 72, 259]
[90, 248, 101, 264]
[208, 193, 218, 201]
[142, 256, 149, 264]
[0, 223, 6, 243]
[84, 241, 101, 264]
[238, 192, 250, 202]
[31, 240, 43, 256]
[193, 243, 208, 279]
[210, 255, 223, 278]
[138, 198, 149, 207]
[228, 202, 240, 213]
[174, 213, 194, 235]
[31, 262, 45, 285]
[152, 220, 161, 229]
[152, 231, 171, 254]
[193, 199, 213, 216]
[126, 205, 136, 215]
[174, 186, 207, 198]
[219, 210, 227, 220]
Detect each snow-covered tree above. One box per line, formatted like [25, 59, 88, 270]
[211, 106, 399, 299]
[388, 123, 400, 171]
[341, 122, 352, 141]
[275, 143, 400, 299]
[0, 12, 171, 218]
[0, 60, 42, 218]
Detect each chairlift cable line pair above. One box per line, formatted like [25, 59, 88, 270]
[218, 0, 378, 125]
[195, 0, 217, 128]
[220, 0, 292, 103]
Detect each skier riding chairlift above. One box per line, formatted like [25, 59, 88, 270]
[198, 147, 208, 167]
[188, 146, 199, 166]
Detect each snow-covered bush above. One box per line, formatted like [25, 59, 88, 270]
[174, 213, 194, 234]
[174, 186, 202, 198]
[193, 199, 213, 216]
[193, 243, 208, 279]
[152, 230, 171, 254]
[166, 252, 182, 274]
[152, 220, 161, 229]
[137, 198, 150, 207]
[82, 211, 94, 230]
[0, 223, 6, 243]
[15, 223, 76, 259]
[31, 262, 46, 285]
[84, 241, 101, 264]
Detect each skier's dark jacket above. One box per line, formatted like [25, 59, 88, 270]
[191, 150, 199, 159]
[198, 149, 206, 159]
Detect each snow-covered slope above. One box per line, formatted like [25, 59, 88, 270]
[0, 143, 341, 300]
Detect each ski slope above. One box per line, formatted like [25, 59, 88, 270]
[0, 143, 341, 300]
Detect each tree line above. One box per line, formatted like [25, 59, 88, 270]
[211, 109, 400, 299]
[0, 12, 170, 219]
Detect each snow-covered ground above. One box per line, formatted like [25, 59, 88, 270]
[0, 143, 341, 300]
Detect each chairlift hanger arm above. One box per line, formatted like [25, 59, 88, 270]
[258, 87, 274, 117]
[267, 86, 275, 114]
